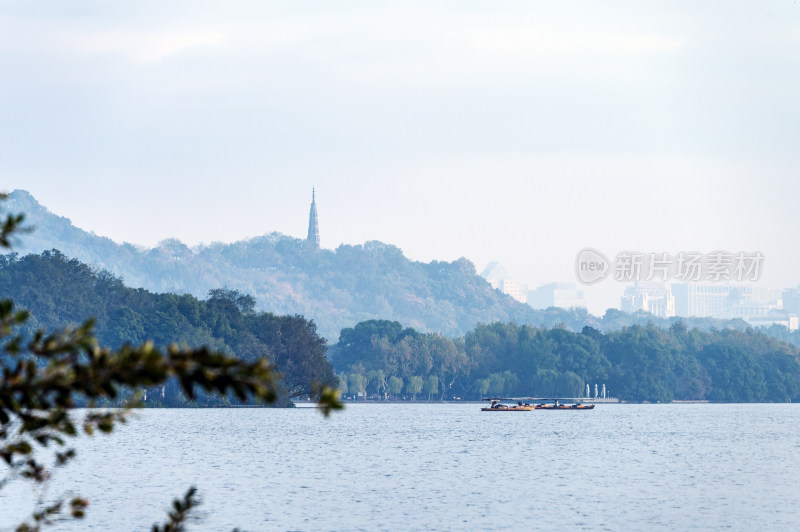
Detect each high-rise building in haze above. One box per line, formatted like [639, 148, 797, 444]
[782, 286, 800, 315]
[481, 262, 527, 303]
[620, 282, 675, 318]
[528, 283, 586, 310]
[307, 188, 320, 249]
[619, 282, 796, 330]
[672, 283, 781, 319]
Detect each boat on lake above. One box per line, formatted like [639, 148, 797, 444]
[481, 399, 535, 411]
[535, 399, 594, 410]
[481, 397, 596, 411]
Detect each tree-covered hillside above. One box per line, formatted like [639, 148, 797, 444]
[4, 249, 799, 403]
[0, 250, 337, 405]
[5, 190, 762, 340]
[7, 189, 547, 339]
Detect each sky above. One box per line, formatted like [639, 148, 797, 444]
[2, 1, 799, 313]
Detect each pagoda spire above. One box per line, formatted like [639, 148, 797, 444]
[307, 188, 320, 249]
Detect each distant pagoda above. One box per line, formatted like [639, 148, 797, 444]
[307, 188, 320, 249]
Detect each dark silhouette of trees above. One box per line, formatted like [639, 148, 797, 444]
[0, 253, 340, 406]
[332, 317, 800, 403]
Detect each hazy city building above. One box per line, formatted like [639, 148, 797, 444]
[620, 282, 676, 318]
[481, 262, 527, 303]
[498, 279, 528, 304]
[782, 286, 800, 315]
[618, 282, 796, 330]
[307, 188, 320, 249]
[745, 312, 799, 331]
[528, 283, 586, 310]
[672, 283, 782, 319]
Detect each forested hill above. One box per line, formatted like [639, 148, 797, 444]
[5, 189, 548, 339]
[4, 250, 798, 403]
[0, 250, 337, 405]
[6, 190, 757, 340]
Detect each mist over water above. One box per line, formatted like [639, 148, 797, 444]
[2, 404, 799, 531]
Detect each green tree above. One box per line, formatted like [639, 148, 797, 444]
[530, 369, 558, 397]
[405, 375, 423, 400]
[0, 197, 342, 530]
[366, 369, 387, 399]
[425, 334, 467, 399]
[348, 373, 367, 399]
[0, 251, 341, 406]
[698, 342, 767, 402]
[472, 378, 489, 399]
[556, 370, 584, 397]
[207, 288, 256, 314]
[423, 375, 439, 400]
[487, 372, 506, 396]
[336, 373, 349, 395]
[245, 313, 338, 400]
[387, 376, 403, 398]
[500, 370, 519, 395]
[604, 324, 676, 402]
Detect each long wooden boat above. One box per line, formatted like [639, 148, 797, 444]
[535, 403, 594, 410]
[481, 398, 596, 411]
[481, 400, 535, 411]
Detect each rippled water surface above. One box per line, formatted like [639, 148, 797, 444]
[2, 404, 800, 531]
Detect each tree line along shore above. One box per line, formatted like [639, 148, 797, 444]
[3, 250, 800, 404]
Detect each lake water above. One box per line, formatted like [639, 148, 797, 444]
[2, 403, 800, 531]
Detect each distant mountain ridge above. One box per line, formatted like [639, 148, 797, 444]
[6, 189, 557, 339]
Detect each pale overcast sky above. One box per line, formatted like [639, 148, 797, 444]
[2, 1, 799, 313]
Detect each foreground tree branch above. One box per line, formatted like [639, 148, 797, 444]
[0, 198, 343, 530]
